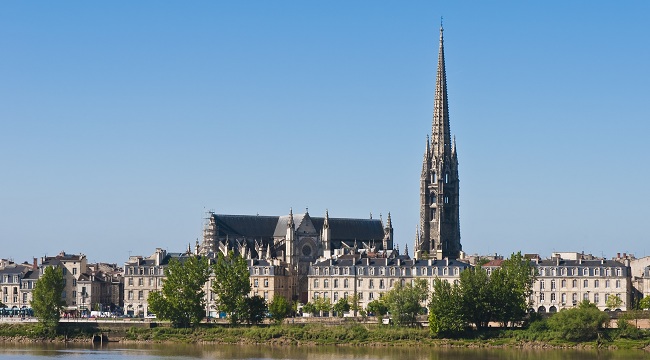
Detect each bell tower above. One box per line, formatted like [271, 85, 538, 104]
[416, 23, 461, 260]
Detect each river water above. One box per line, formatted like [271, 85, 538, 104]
[0, 343, 648, 360]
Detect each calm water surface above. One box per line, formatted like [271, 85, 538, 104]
[0, 344, 648, 360]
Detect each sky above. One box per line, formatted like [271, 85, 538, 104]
[1, 1, 649, 265]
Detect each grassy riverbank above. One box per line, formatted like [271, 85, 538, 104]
[2, 322, 650, 350]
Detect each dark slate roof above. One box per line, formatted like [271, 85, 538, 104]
[312, 217, 385, 242]
[215, 214, 280, 238]
[214, 213, 385, 242]
[535, 259, 626, 268]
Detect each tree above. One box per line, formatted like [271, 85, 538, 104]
[349, 293, 361, 316]
[366, 299, 388, 319]
[606, 294, 623, 310]
[31, 266, 65, 334]
[459, 267, 493, 329]
[333, 298, 350, 317]
[243, 295, 267, 325]
[547, 300, 609, 341]
[383, 279, 429, 326]
[314, 296, 332, 317]
[268, 295, 292, 324]
[302, 302, 317, 316]
[639, 296, 650, 310]
[212, 251, 251, 324]
[429, 278, 465, 337]
[491, 252, 536, 326]
[148, 255, 211, 328]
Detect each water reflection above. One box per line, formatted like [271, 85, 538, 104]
[0, 343, 648, 360]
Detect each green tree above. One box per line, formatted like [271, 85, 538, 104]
[314, 296, 332, 317]
[429, 278, 465, 337]
[302, 302, 317, 316]
[333, 298, 350, 317]
[243, 295, 267, 325]
[606, 294, 623, 310]
[148, 255, 211, 328]
[31, 266, 65, 334]
[212, 251, 251, 324]
[459, 266, 493, 329]
[268, 295, 292, 324]
[366, 299, 388, 319]
[491, 252, 536, 326]
[547, 300, 609, 341]
[349, 293, 361, 316]
[639, 296, 650, 310]
[383, 279, 429, 326]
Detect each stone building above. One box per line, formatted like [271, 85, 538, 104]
[0, 260, 35, 314]
[527, 254, 631, 312]
[123, 248, 187, 317]
[308, 251, 471, 311]
[198, 209, 393, 303]
[416, 24, 461, 260]
[40, 252, 88, 312]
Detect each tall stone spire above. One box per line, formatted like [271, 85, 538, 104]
[417, 23, 461, 260]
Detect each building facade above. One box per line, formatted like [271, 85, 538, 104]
[416, 25, 461, 260]
[308, 251, 471, 311]
[529, 255, 631, 312]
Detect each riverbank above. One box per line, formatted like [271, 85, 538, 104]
[1, 322, 650, 351]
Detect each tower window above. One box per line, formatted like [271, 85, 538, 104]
[444, 196, 449, 204]
[445, 173, 449, 183]
[431, 209, 436, 219]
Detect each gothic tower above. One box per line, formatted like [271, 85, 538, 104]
[416, 24, 461, 260]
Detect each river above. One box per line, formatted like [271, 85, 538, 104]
[0, 343, 648, 360]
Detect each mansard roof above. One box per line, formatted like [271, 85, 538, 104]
[213, 213, 385, 242]
[535, 259, 627, 268]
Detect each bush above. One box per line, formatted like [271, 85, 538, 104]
[547, 301, 609, 341]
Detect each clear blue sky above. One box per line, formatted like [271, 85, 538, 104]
[2, 1, 649, 265]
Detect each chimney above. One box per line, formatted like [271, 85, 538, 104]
[617, 252, 621, 259]
[33, 258, 38, 271]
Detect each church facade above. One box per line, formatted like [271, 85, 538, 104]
[415, 25, 462, 260]
[198, 209, 394, 303]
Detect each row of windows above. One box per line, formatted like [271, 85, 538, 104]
[127, 290, 146, 300]
[539, 279, 622, 290]
[127, 277, 163, 287]
[538, 292, 623, 305]
[252, 279, 270, 288]
[252, 267, 271, 275]
[538, 267, 623, 277]
[313, 266, 461, 277]
[126, 267, 164, 276]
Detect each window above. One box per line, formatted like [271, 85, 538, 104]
[583, 268, 588, 276]
[561, 279, 566, 288]
[583, 279, 588, 288]
[550, 280, 556, 290]
[572, 279, 577, 288]
[540, 293, 545, 302]
[443, 268, 448, 276]
[454, 267, 459, 275]
[370, 268, 375, 276]
[128, 277, 133, 286]
[255, 279, 260, 288]
[357, 268, 363, 275]
[561, 293, 567, 303]
[72, 290, 76, 298]
[334, 267, 339, 275]
[72, 268, 77, 275]
[379, 279, 385, 289]
[540, 280, 545, 290]
[138, 278, 144, 286]
[594, 268, 600, 276]
[344, 267, 349, 275]
[583, 293, 589, 301]
[616, 280, 621, 288]
[333, 292, 339, 301]
[313, 292, 319, 299]
[594, 280, 600, 288]
[389, 279, 394, 287]
[264, 278, 269, 287]
[264, 292, 268, 300]
[572, 293, 578, 303]
[72, 279, 77, 287]
[605, 280, 610, 288]
[128, 291, 133, 300]
[334, 279, 339, 288]
[358, 292, 363, 300]
[62, 291, 66, 298]
[324, 268, 329, 275]
[138, 291, 143, 300]
[369, 292, 374, 300]
[431, 209, 436, 219]
[594, 293, 599, 303]
[344, 279, 349, 288]
[264, 267, 269, 275]
[379, 267, 385, 276]
[616, 268, 622, 276]
[445, 173, 449, 183]
[357, 279, 363, 287]
[369, 279, 374, 289]
[605, 294, 610, 303]
[324, 279, 329, 288]
[550, 293, 556, 302]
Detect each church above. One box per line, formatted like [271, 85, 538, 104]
[198, 209, 394, 303]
